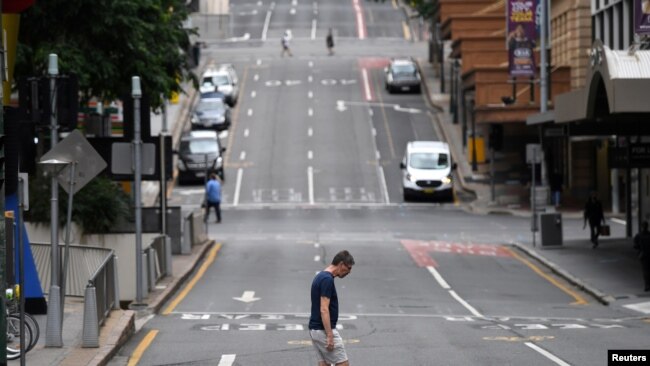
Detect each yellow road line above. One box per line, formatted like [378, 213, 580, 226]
[162, 243, 223, 315]
[127, 329, 159, 366]
[503, 247, 588, 305]
[402, 21, 411, 41]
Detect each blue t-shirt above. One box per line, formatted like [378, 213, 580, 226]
[206, 179, 221, 203]
[309, 271, 338, 330]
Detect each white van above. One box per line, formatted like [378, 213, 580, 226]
[400, 141, 456, 201]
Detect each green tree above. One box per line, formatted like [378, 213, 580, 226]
[15, 0, 197, 109]
[408, 0, 435, 19]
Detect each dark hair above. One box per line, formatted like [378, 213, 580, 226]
[331, 250, 355, 267]
[210, 173, 217, 180]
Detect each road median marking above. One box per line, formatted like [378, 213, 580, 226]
[162, 243, 223, 315]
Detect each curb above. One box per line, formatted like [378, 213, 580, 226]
[510, 242, 614, 305]
[148, 239, 216, 314]
[91, 310, 136, 366]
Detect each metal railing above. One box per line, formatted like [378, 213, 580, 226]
[87, 251, 119, 325]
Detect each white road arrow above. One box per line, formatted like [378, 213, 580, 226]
[285, 80, 302, 86]
[336, 100, 347, 112]
[339, 79, 357, 85]
[393, 105, 421, 114]
[233, 291, 261, 303]
[228, 33, 250, 42]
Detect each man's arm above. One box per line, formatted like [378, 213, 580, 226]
[320, 296, 334, 351]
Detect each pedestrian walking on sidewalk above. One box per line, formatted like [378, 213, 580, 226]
[633, 221, 650, 291]
[583, 191, 605, 248]
[326, 28, 335, 55]
[204, 173, 222, 223]
[309, 250, 355, 366]
[281, 30, 293, 57]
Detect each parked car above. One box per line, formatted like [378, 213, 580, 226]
[385, 58, 421, 93]
[199, 65, 239, 106]
[400, 141, 456, 202]
[176, 130, 226, 184]
[190, 97, 231, 131]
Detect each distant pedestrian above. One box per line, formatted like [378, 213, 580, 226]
[550, 170, 563, 207]
[634, 221, 650, 291]
[204, 173, 222, 223]
[281, 30, 293, 57]
[326, 28, 335, 55]
[309, 250, 355, 366]
[583, 191, 605, 248]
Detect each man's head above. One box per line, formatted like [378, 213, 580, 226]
[210, 173, 217, 180]
[331, 250, 355, 278]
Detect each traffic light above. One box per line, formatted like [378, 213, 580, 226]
[489, 124, 504, 151]
[18, 75, 79, 131]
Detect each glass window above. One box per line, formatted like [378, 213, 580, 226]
[409, 153, 449, 169]
[211, 75, 230, 86]
[392, 63, 416, 74]
[180, 138, 219, 155]
[197, 99, 225, 112]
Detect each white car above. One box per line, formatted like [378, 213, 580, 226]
[400, 141, 456, 201]
[199, 65, 239, 106]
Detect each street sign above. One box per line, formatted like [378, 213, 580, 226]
[609, 144, 650, 168]
[40, 130, 108, 194]
[526, 144, 542, 164]
[111, 142, 156, 176]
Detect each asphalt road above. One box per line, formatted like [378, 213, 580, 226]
[110, 1, 650, 365]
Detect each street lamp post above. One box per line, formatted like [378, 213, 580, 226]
[132, 77, 145, 306]
[44, 54, 63, 348]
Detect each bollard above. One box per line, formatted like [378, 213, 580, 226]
[45, 285, 63, 347]
[82, 285, 99, 348]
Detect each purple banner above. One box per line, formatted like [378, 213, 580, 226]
[635, 0, 650, 35]
[507, 0, 537, 77]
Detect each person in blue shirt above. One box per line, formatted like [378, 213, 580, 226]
[309, 250, 355, 366]
[204, 173, 222, 223]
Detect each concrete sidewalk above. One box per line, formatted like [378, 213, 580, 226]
[10, 76, 213, 365]
[416, 57, 650, 314]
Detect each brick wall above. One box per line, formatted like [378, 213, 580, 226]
[551, 0, 592, 89]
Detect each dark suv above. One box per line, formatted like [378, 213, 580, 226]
[384, 58, 421, 93]
[176, 130, 226, 184]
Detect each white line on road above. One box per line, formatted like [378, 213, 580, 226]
[262, 3, 274, 41]
[314, 255, 320, 261]
[251, 91, 256, 98]
[290, 8, 296, 14]
[361, 68, 372, 101]
[308, 91, 313, 98]
[256, 59, 262, 66]
[244, 129, 249, 137]
[308, 166, 315, 205]
[254, 74, 259, 81]
[292, 0, 298, 5]
[427, 266, 450, 289]
[313, 1, 318, 14]
[524, 343, 571, 366]
[372, 128, 376, 136]
[611, 218, 626, 226]
[378, 165, 390, 204]
[368, 108, 374, 116]
[449, 290, 483, 317]
[375, 151, 380, 160]
[314, 242, 320, 248]
[308, 75, 313, 83]
[308, 150, 313, 160]
[233, 168, 243, 206]
[308, 127, 313, 136]
[247, 108, 253, 116]
[311, 19, 317, 39]
[308, 108, 313, 116]
[240, 151, 246, 160]
[308, 61, 314, 68]
[218, 354, 237, 366]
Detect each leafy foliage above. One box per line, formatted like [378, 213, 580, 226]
[408, 0, 435, 19]
[25, 169, 133, 234]
[15, 0, 197, 109]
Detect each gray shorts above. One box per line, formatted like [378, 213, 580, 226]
[309, 329, 348, 364]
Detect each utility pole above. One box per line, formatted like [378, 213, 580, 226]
[0, 0, 7, 360]
[539, 0, 549, 188]
[132, 77, 145, 306]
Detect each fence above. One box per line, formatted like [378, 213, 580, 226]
[144, 235, 172, 292]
